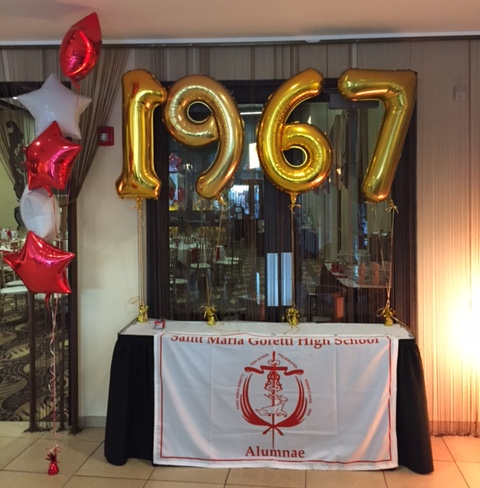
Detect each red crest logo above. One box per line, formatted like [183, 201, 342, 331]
[238, 351, 308, 447]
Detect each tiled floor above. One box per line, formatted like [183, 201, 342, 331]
[1, 423, 480, 488]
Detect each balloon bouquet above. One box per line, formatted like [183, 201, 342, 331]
[1, 12, 101, 475]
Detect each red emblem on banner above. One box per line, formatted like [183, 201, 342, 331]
[239, 352, 308, 447]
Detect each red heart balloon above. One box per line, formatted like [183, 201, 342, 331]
[60, 12, 102, 85]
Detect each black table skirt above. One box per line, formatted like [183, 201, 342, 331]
[104, 335, 434, 474]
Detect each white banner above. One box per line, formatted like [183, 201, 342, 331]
[153, 331, 398, 470]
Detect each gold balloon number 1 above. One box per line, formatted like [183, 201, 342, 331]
[116, 68, 417, 204]
[116, 70, 167, 200]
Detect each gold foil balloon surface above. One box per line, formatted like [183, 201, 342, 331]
[163, 75, 244, 203]
[338, 69, 417, 203]
[116, 69, 167, 200]
[256, 68, 332, 204]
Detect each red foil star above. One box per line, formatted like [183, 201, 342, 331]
[3, 231, 75, 298]
[24, 122, 81, 195]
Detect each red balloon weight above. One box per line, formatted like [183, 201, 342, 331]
[60, 12, 102, 85]
[24, 121, 81, 195]
[48, 462, 59, 475]
[3, 231, 75, 298]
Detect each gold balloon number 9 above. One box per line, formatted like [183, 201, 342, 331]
[163, 75, 244, 203]
[116, 70, 167, 200]
[338, 69, 417, 203]
[256, 68, 333, 205]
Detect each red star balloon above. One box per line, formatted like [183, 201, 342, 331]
[3, 231, 75, 298]
[24, 121, 81, 194]
[60, 12, 102, 86]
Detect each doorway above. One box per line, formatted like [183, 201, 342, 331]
[147, 78, 417, 329]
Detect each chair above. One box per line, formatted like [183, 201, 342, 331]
[215, 255, 242, 283]
[307, 285, 346, 323]
[169, 247, 189, 301]
[187, 247, 211, 300]
[0, 257, 29, 316]
[0, 284, 29, 317]
[1, 257, 15, 285]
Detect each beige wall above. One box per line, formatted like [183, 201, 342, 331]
[0, 167, 18, 230]
[2, 39, 479, 431]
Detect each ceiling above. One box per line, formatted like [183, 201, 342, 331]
[2, 0, 480, 46]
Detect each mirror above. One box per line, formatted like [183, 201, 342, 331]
[0, 95, 35, 239]
[0, 82, 70, 427]
[149, 78, 410, 325]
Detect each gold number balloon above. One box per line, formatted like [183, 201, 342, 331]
[163, 75, 244, 202]
[115, 69, 167, 200]
[338, 69, 417, 203]
[256, 68, 332, 204]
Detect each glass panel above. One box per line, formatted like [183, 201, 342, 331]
[0, 84, 71, 426]
[165, 93, 391, 323]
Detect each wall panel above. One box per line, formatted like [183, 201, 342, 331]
[410, 40, 472, 434]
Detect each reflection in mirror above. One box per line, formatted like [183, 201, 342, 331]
[155, 82, 405, 325]
[0, 83, 70, 428]
[0, 95, 35, 237]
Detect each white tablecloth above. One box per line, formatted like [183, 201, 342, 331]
[122, 320, 408, 470]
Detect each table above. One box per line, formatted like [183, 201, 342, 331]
[324, 263, 388, 322]
[104, 320, 433, 473]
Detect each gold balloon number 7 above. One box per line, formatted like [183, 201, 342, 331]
[338, 69, 417, 203]
[115, 68, 417, 204]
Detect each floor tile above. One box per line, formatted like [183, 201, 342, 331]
[0, 471, 69, 488]
[145, 482, 222, 488]
[75, 444, 155, 479]
[0, 436, 39, 469]
[384, 461, 469, 488]
[64, 475, 146, 488]
[226, 467, 305, 487]
[443, 435, 480, 462]
[40, 428, 104, 450]
[40, 427, 105, 444]
[457, 462, 480, 488]
[306, 469, 387, 488]
[151, 465, 229, 483]
[0, 421, 44, 438]
[430, 436, 453, 461]
[3, 437, 99, 476]
[62, 427, 105, 444]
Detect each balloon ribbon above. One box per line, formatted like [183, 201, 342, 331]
[136, 197, 148, 322]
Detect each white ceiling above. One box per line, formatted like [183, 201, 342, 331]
[2, 0, 480, 46]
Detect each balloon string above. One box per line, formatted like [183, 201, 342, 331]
[202, 200, 226, 326]
[371, 197, 400, 326]
[136, 198, 148, 322]
[47, 295, 62, 458]
[385, 198, 398, 303]
[288, 198, 301, 307]
[208, 203, 225, 306]
[285, 197, 301, 328]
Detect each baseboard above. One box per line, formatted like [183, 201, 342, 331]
[79, 416, 106, 428]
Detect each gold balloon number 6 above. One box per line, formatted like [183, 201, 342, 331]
[256, 68, 333, 205]
[116, 70, 167, 200]
[163, 75, 244, 203]
[338, 69, 417, 203]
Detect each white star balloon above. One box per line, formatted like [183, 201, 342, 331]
[17, 73, 91, 139]
[20, 187, 61, 244]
